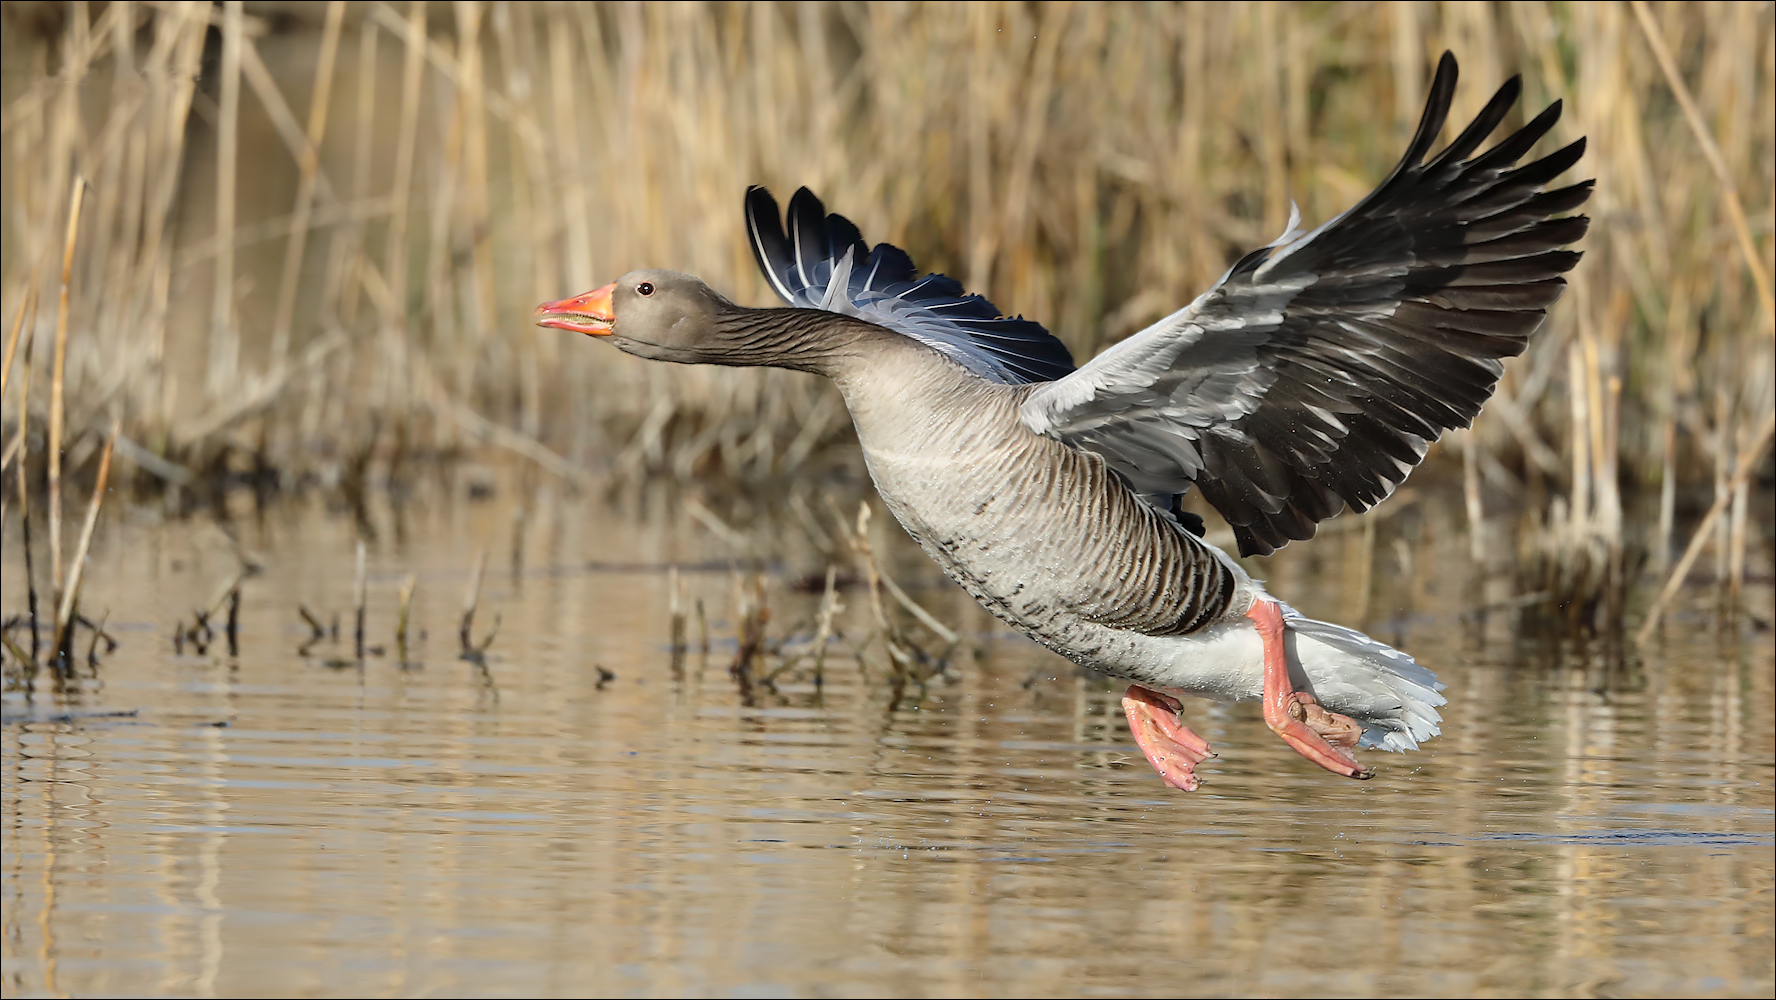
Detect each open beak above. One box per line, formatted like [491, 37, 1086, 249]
[534, 282, 615, 336]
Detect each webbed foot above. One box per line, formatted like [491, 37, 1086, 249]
[1246, 600, 1372, 780]
[1121, 684, 1216, 791]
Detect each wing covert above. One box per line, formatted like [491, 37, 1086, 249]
[745, 186, 1076, 385]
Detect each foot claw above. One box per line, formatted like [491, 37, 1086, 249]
[1287, 692, 1364, 749]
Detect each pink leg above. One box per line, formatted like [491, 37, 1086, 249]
[1245, 600, 1373, 780]
[1121, 685, 1216, 791]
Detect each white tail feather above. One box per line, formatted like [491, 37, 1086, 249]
[1279, 603, 1447, 753]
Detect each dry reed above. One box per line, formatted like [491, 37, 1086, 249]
[809, 564, 841, 688]
[51, 417, 113, 658]
[1, 3, 1771, 639]
[459, 547, 497, 660]
[352, 538, 367, 659]
[395, 571, 416, 662]
[46, 175, 82, 636]
[667, 564, 687, 674]
[728, 571, 769, 700]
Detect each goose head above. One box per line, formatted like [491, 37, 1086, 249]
[536, 269, 881, 375]
[535, 269, 746, 366]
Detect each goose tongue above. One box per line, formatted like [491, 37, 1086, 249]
[535, 282, 615, 335]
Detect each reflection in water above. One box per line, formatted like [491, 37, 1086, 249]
[3, 474, 1772, 997]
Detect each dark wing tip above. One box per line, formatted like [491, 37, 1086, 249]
[826, 211, 868, 264]
[785, 188, 834, 290]
[745, 186, 798, 303]
[1354, 51, 1460, 212]
[1412, 52, 1461, 162]
[1428, 73, 1525, 170]
[744, 185, 782, 230]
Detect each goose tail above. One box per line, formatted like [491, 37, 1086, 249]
[1279, 603, 1447, 753]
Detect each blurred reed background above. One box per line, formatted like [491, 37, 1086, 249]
[1, 1, 1772, 635]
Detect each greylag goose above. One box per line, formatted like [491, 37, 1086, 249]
[537, 53, 1589, 790]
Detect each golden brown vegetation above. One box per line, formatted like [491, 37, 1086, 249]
[1, 2, 1771, 636]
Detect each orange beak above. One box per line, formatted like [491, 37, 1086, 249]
[534, 282, 616, 336]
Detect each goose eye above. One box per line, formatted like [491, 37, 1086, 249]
[637, 281, 654, 297]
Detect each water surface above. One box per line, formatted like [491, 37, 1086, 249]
[4, 475, 1772, 997]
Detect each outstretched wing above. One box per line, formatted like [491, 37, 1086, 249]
[745, 186, 1076, 385]
[1020, 52, 1591, 556]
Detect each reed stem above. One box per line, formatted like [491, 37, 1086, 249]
[0, 284, 33, 402]
[208, 2, 242, 398]
[54, 420, 117, 658]
[810, 564, 840, 688]
[47, 177, 85, 635]
[270, 1, 346, 364]
[1636, 413, 1776, 643]
[1630, 0, 1775, 334]
[668, 565, 686, 672]
[396, 572, 416, 661]
[353, 539, 367, 660]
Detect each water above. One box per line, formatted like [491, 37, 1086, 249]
[4, 472, 1772, 998]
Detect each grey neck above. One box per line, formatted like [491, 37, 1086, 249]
[710, 303, 934, 384]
